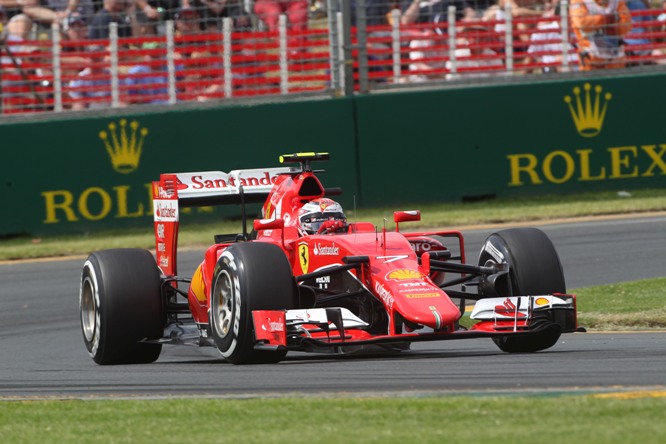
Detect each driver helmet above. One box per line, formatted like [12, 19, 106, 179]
[298, 198, 346, 235]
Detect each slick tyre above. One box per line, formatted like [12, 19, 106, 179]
[80, 249, 164, 364]
[478, 228, 566, 353]
[210, 243, 296, 365]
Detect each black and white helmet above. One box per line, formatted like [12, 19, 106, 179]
[298, 198, 346, 235]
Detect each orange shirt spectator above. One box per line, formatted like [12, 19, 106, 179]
[569, 0, 632, 70]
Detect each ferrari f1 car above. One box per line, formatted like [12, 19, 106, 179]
[80, 152, 578, 365]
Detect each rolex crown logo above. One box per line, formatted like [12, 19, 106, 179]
[563, 83, 612, 138]
[99, 119, 148, 174]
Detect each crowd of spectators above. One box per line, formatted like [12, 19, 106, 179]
[1, 0, 666, 112]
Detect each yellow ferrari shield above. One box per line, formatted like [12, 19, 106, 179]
[298, 243, 309, 274]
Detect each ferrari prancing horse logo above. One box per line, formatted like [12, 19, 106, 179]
[298, 242, 309, 274]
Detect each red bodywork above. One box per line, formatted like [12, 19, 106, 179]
[150, 154, 577, 352]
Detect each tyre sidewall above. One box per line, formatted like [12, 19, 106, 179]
[210, 243, 296, 364]
[79, 249, 163, 364]
[478, 228, 566, 296]
[210, 250, 249, 360]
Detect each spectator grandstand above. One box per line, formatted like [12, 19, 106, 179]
[1, 0, 665, 115]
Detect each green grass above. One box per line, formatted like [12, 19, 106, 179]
[575, 277, 666, 330]
[1, 396, 665, 443]
[2, 189, 666, 261]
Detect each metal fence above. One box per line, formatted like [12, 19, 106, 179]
[1, 0, 665, 115]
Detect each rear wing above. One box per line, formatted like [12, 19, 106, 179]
[155, 167, 293, 207]
[151, 167, 291, 276]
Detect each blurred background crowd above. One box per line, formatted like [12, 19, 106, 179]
[1, 0, 665, 114]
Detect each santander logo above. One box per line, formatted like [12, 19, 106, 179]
[154, 200, 178, 221]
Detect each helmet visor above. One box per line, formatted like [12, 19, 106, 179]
[301, 212, 345, 234]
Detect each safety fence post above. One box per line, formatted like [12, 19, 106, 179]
[109, 23, 120, 108]
[327, 0, 341, 95]
[504, 3, 514, 74]
[279, 14, 289, 94]
[447, 6, 457, 78]
[51, 23, 62, 112]
[356, 0, 369, 93]
[166, 20, 176, 105]
[223, 17, 233, 98]
[560, 0, 570, 73]
[341, 0, 354, 96]
[391, 9, 401, 84]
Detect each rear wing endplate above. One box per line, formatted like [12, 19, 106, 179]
[151, 167, 291, 276]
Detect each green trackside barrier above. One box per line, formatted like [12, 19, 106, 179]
[3, 72, 666, 236]
[354, 72, 666, 206]
[1, 98, 358, 236]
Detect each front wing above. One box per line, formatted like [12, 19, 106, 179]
[252, 294, 577, 352]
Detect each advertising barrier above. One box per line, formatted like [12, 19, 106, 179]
[2, 72, 666, 236]
[2, 99, 358, 235]
[355, 73, 666, 206]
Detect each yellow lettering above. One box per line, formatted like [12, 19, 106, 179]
[542, 151, 575, 184]
[608, 146, 639, 178]
[113, 185, 144, 218]
[641, 145, 666, 177]
[507, 154, 542, 186]
[42, 190, 78, 223]
[79, 187, 112, 221]
[576, 149, 606, 181]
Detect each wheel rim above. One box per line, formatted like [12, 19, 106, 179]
[81, 276, 96, 343]
[213, 270, 234, 339]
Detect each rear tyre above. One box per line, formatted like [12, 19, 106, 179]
[478, 228, 566, 353]
[80, 249, 164, 364]
[210, 243, 296, 364]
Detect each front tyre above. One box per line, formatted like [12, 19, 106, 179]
[210, 243, 296, 364]
[80, 249, 164, 364]
[478, 228, 566, 353]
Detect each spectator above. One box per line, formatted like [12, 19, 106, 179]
[445, 23, 503, 79]
[407, 27, 449, 82]
[133, 0, 171, 21]
[124, 40, 171, 104]
[623, 0, 654, 65]
[350, 0, 409, 26]
[1, 13, 42, 113]
[253, 0, 308, 53]
[653, 0, 666, 64]
[482, 0, 545, 64]
[569, 0, 632, 70]
[22, 0, 95, 27]
[190, 41, 226, 101]
[401, 0, 476, 26]
[60, 12, 91, 77]
[0, 6, 8, 34]
[67, 45, 118, 109]
[525, 0, 578, 73]
[62, 11, 87, 43]
[187, 0, 250, 31]
[88, 0, 136, 40]
[174, 5, 200, 36]
[0, 3, 23, 26]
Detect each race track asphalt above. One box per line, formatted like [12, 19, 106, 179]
[1, 215, 664, 399]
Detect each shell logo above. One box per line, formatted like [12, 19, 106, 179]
[190, 266, 206, 303]
[535, 297, 551, 306]
[386, 269, 425, 281]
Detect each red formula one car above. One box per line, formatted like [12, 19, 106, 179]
[80, 153, 578, 365]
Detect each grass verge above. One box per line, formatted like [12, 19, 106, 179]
[2, 189, 666, 261]
[1, 395, 666, 443]
[575, 277, 666, 330]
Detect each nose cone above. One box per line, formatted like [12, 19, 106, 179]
[390, 285, 461, 330]
[400, 301, 460, 330]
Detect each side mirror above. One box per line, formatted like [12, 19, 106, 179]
[253, 218, 285, 231]
[394, 210, 421, 231]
